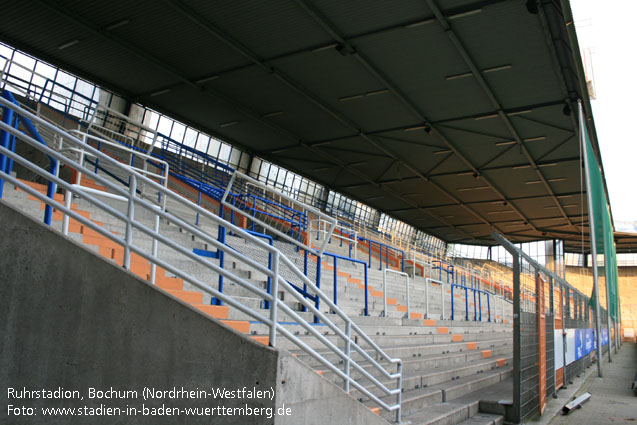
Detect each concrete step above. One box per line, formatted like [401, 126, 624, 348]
[455, 413, 504, 425]
[349, 356, 512, 401]
[401, 381, 510, 425]
[370, 368, 512, 421]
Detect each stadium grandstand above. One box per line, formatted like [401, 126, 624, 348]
[1, 1, 634, 424]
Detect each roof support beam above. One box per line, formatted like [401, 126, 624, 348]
[425, 0, 578, 233]
[270, 99, 567, 151]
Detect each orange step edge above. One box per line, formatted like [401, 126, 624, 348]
[166, 289, 204, 304]
[221, 320, 251, 334]
[193, 304, 229, 319]
[251, 336, 269, 345]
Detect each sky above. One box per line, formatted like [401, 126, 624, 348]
[571, 0, 637, 225]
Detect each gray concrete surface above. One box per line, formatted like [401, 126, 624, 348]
[276, 351, 390, 425]
[545, 342, 636, 425]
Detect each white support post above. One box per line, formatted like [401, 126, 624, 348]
[62, 188, 72, 236]
[441, 280, 445, 320]
[384, 269, 409, 318]
[425, 278, 430, 319]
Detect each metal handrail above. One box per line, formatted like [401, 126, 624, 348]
[0, 96, 402, 420]
[450, 283, 494, 322]
[358, 235, 405, 272]
[383, 269, 410, 318]
[68, 130, 171, 188]
[425, 277, 446, 320]
[321, 251, 369, 316]
[311, 218, 358, 259]
[222, 170, 337, 257]
[235, 192, 307, 232]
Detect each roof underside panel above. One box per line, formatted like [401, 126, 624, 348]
[0, 0, 605, 249]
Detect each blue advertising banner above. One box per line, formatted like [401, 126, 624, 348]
[559, 328, 607, 364]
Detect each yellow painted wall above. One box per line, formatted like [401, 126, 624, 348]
[565, 266, 637, 332]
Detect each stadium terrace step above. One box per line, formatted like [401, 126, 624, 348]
[368, 367, 512, 422]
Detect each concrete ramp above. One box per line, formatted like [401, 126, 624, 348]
[0, 200, 389, 425]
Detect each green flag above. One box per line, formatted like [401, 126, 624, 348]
[582, 122, 619, 320]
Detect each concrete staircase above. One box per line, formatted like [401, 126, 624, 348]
[2, 172, 514, 424]
[1, 85, 514, 422]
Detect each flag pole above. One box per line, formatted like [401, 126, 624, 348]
[578, 99, 603, 377]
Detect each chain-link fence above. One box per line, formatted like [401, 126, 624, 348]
[493, 232, 611, 423]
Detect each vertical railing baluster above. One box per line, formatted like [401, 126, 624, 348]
[124, 175, 137, 270]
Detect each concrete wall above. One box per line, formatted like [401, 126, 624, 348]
[275, 351, 390, 425]
[0, 200, 389, 425]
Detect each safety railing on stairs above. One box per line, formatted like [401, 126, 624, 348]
[310, 218, 358, 259]
[432, 259, 455, 282]
[425, 277, 446, 320]
[0, 90, 57, 225]
[321, 252, 369, 316]
[222, 171, 336, 257]
[358, 236, 405, 272]
[450, 283, 492, 322]
[383, 269, 410, 319]
[0, 94, 403, 421]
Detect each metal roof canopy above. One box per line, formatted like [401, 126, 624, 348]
[0, 0, 622, 253]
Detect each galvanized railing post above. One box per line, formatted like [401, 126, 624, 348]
[425, 278, 430, 319]
[269, 251, 280, 347]
[62, 188, 72, 236]
[150, 208, 160, 285]
[451, 284, 455, 320]
[395, 361, 402, 423]
[344, 321, 351, 394]
[124, 174, 137, 270]
[405, 275, 410, 318]
[382, 269, 387, 317]
[364, 265, 369, 316]
[441, 280, 445, 320]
